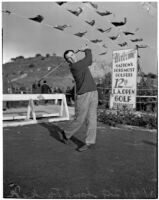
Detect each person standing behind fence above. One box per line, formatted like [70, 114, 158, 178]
[36, 81, 41, 94]
[32, 80, 41, 105]
[41, 80, 52, 104]
[62, 44, 98, 152]
[32, 81, 37, 94]
[32, 80, 41, 94]
[41, 80, 52, 94]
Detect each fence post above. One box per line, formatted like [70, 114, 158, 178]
[26, 99, 36, 120]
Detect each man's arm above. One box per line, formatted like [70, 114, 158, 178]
[78, 48, 92, 67]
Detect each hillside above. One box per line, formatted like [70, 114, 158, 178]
[3, 54, 112, 93]
[3, 55, 74, 92]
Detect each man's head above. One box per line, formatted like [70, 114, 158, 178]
[63, 50, 77, 64]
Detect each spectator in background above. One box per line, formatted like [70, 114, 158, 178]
[32, 80, 41, 105]
[32, 80, 42, 93]
[41, 80, 52, 104]
[32, 80, 38, 94]
[53, 87, 58, 93]
[41, 80, 52, 94]
[66, 86, 72, 106]
[8, 87, 12, 94]
[57, 87, 62, 93]
[53, 87, 63, 94]
[61, 87, 66, 93]
[36, 81, 41, 94]
[66, 85, 76, 106]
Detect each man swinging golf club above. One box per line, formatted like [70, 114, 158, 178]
[62, 44, 98, 152]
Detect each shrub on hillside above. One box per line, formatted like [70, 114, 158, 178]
[17, 56, 24, 59]
[11, 56, 24, 62]
[35, 53, 42, 57]
[28, 64, 35, 68]
[46, 53, 50, 57]
[11, 58, 16, 62]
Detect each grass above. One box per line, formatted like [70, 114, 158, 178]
[5, 185, 157, 199]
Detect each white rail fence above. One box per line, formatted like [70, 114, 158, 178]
[3, 94, 69, 127]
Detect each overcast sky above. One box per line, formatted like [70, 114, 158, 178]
[2, 1, 157, 73]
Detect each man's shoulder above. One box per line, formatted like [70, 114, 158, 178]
[69, 62, 77, 69]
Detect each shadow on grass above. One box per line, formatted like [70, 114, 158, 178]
[40, 122, 84, 148]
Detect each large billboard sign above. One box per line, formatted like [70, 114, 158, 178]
[110, 49, 137, 110]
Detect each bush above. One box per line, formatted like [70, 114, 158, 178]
[28, 64, 35, 68]
[17, 56, 24, 59]
[46, 53, 50, 57]
[35, 53, 42, 57]
[98, 109, 157, 129]
[11, 56, 24, 62]
[11, 58, 16, 62]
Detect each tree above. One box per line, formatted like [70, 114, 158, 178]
[147, 73, 157, 79]
[16, 56, 24, 60]
[35, 53, 42, 57]
[11, 56, 24, 62]
[11, 58, 16, 62]
[46, 53, 50, 58]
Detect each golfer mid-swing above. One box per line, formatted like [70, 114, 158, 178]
[62, 45, 98, 152]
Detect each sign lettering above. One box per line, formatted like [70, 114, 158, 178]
[110, 49, 137, 110]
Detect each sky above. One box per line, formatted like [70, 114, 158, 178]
[2, 1, 158, 73]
